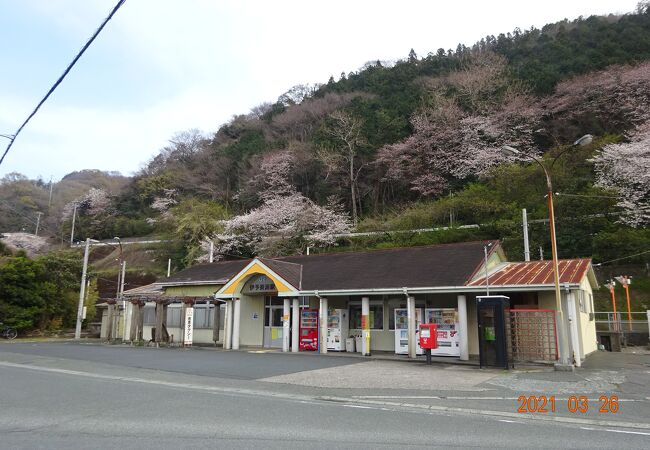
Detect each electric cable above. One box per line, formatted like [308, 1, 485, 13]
[0, 0, 127, 167]
[593, 249, 650, 266]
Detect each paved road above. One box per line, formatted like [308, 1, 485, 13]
[0, 341, 362, 379]
[1, 342, 649, 449]
[1, 362, 648, 449]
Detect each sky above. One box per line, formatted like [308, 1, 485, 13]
[0, 0, 641, 181]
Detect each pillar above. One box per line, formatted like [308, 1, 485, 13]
[123, 301, 132, 341]
[224, 300, 233, 350]
[129, 300, 139, 342]
[154, 301, 164, 345]
[566, 291, 581, 367]
[457, 294, 469, 361]
[232, 298, 241, 350]
[106, 300, 115, 342]
[407, 296, 416, 359]
[212, 301, 220, 345]
[281, 298, 290, 352]
[361, 296, 370, 356]
[137, 302, 144, 342]
[291, 298, 300, 352]
[319, 297, 328, 354]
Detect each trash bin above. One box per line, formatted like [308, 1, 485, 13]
[346, 338, 355, 352]
[355, 335, 363, 353]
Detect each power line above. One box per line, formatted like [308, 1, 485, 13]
[593, 249, 650, 266]
[0, 0, 127, 167]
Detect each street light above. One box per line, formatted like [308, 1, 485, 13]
[502, 134, 592, 368]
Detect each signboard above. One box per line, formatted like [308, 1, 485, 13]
[184, 307, 194, 346]
[242, 274, 277, 294]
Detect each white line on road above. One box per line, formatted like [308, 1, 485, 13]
[580, 427, 650, 436]
[2, 361, 649, 432]
[352, 395, 641, 402]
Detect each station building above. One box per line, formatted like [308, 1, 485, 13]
[102, 240, 598, 365]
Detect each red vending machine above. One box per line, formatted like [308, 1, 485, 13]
[299, 309, 319, 351]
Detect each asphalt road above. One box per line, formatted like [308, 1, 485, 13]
[0, 341, 362, 379]
[1, 342, 649, 449]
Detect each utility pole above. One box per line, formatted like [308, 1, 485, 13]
[70, 203, 77, 246]
[167, 258, 171, 277]
[209, 241, 214, 263]
[522, 208, 530, 261]
[75, 238, 92, 339]
[35, 212, 42, 236]
[48, 176, 54, 209]
[539, 246, 544, 261]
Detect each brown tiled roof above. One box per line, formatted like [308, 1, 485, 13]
[258, 258, 302, 289]
[159, 259, 251, 285]
[277, 241, 495, 291]
[468, 259, 592, 287]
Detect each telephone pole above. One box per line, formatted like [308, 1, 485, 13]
[75, 238, 94, 339]
[70, 203, 77, 246]
[35, 212, 42, 236]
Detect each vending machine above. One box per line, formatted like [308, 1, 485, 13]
[299, 309, 318, 351]
[394, 308, 424, 355]
[327, 309, 349, 351]
[425, 308, 460, 356]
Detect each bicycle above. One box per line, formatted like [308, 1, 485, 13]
[0, 322, 18, 340]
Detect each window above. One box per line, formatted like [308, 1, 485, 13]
[577, 290, 589, 314]
[143, 305, 155, 325]
[166, 307, 182, 328]
[194, 305, 214, 329]
[349, 302, 383, 330]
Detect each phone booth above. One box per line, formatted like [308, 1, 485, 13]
[299, 309, 318, 351]
[476, 295, 510, 369]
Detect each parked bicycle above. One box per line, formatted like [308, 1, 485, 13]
[0, 322, 18, 340]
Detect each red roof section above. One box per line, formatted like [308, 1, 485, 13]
[468, 259, 592, 287]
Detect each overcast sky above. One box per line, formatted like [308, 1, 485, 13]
[0, 0, 640, 181]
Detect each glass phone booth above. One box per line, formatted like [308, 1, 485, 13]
[476, 295, 510, 369]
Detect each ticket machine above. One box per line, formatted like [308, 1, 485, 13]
[299, 309, 318, 351]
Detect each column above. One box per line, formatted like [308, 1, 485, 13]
[154, 301, 164, 345]
[129, 300, 139, 342]
[407, 296, 416, 359]
[566, 291, 581, 367]
[136, 301, 144, 342]
[457, 294, 469, 361]
[319, 297, 328, 354]
[361, 296, 370, 356]
[212, 301, 220, 345]
[224, 300, 233, 350]
[282, 298, 291, 352]
[123, 301, 132, 341]
[106, 300, 115, 342]
[232, 298, 241, 350]
[291, 298, 300, 353]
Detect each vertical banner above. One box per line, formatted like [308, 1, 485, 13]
[184, 307, 194, 347]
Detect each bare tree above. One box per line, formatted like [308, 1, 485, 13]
[324, 111, 366, 225]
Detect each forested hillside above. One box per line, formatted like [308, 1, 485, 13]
[2, 6, 649, 271]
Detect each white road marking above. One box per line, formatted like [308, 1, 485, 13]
[352, 395, 640, 402]
[580, 427, 650, 436]
[2, 361, 649, 431]
[498, 419, 522, 424]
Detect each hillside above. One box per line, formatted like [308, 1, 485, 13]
[1, 6, 648, 282]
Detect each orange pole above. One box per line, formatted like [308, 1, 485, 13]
[623, 276, 632, 331]
[609, 284, 618, 332]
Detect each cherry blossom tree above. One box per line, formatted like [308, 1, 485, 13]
[214, 192, 351, 257]
[592, 122, 650, 227]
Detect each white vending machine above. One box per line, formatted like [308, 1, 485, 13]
[425, 308, 460, 356]
[327, 309, 349, 351]
[394, 308, 424, 355]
